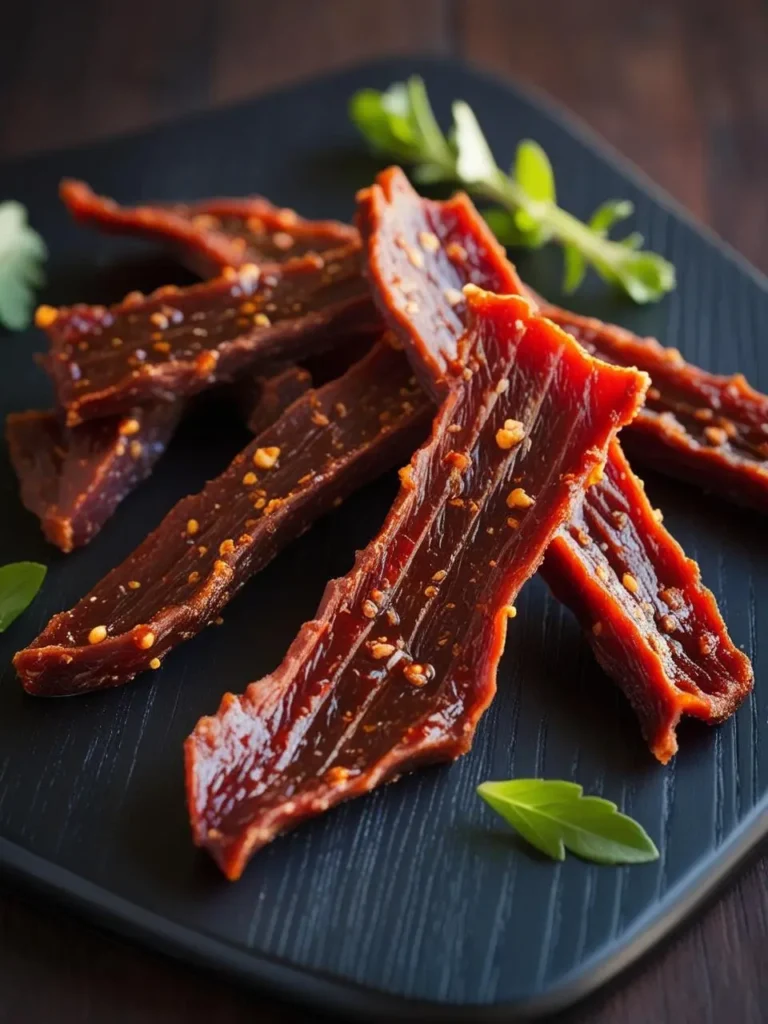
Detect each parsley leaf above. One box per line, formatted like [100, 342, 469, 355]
[350, 77, 676, 304]
[0, 201, 47, 331]
[478, 778, 659, 865]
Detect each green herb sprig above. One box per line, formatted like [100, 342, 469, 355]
[0, 201, 47, 331]
[350, 77, 675, 304]
[0, 561, 46, 631]
[478, 778, 658, 865]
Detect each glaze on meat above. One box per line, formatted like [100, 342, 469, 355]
[14, 342, 429, 695]
[358, 167, 752, 762]
[60, 179, 359, 279]
[38, 250, 378, 424]
[535, 301, 768, 512]
[185, 287, 647, 879]
[6, 403, 183, 552]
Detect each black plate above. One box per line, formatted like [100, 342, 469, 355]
[0, 57, 766, 1022]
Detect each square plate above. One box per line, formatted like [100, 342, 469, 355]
[0, 57, 766, 1022]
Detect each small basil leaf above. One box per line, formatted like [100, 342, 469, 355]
[478, 778, 659, 865]
[514, 140, 556, 204]
[0, 561, 46, 631]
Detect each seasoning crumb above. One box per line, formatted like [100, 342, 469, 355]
[503, 605, 517, 618]
[506, 487, 534, 509]
[88, 625, 107, 645]
[424, 585, 438, 598]
[622, 573, 639, 594]
[149, 658, 161, 670]
[219, 539, 235, 556]
[35, 305, 59, 328]
[127, 580, 141, 590]
[186, 518, 200, 536]
[704, 425, 728, 447]
[362, 600, 378, 619]
[242, 472, 257, 486]
[119, 418, 141, 437]
[138, 631, 155, 650]
[496, 419, 525, 449]
[253, 446, 280, 469]
[371, 642, 395, 660]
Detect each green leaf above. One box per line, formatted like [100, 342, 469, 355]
[477, 778, 659, 865]
[588, 198, 634, 235]
[0, 561, 46, 631]
[0, 201, 47, 331]
[514, 140, 556, 204]
[451, 101, 500, 184]
[562, 245, 587, 293]
[348, 79, 676, 304]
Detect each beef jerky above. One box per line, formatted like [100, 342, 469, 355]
[60, 179, 359, 278]
[358, 166, 753, 763]
[543, 440, 753, 762]
[6, 402, 183, 552]
[238, 364, 313, 435]
[184, 287, 647, 879]
[38, 248, 378, 425]
[14, 341, 430, 696]
[536, 301, 768, 513]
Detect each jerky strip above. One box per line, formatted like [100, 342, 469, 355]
[185, 288, 647, 879]
[6, 403, 183, 552]
[60, 179, 358, 279]
[39, 247, 378, 424]
[544, 441, 753, 762]
[537, 301, 768, 512]
[238, 364, 313, 435]
[358, 166, 752, 762]
[14, 342, 429, 696]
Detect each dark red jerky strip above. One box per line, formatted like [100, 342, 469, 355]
[359, 167, 753, 762]
[543, 441, 753, 762]
[14, 342, 429, 696]
[60, 179, 359, 279]
[238, 364, 313, 435]
[184, 289, 647, 879]
[41, 247, 378, 425]
[537, 301, 768, 512]
[6, 403, 183, 553]
[356, 166, 525, 395]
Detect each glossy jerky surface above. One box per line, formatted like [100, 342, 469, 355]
[14, 342, 429, 696]
[43, 251, 377, 424]
[239, 364, 313, 435]
[360, 167, 752, 762]
[60, 179, 359, 279]
[544, 441, 753, 762]
[538, 301, 768, 512]
[185, 288, 647, 879]
[6, 403, 183, 552]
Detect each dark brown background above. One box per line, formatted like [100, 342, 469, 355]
[1, 1, 767, 1021]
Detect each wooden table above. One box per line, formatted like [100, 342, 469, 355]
[2, 1, 767, 1021]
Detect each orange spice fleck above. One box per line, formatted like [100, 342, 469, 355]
[371, 642, 395, 660]
[253, 446, 280, 469]
[704, 425, 728, 447]
[496, 419, 525, 450]
[506, 487, 534, 509]
[137, 631, 155, 650]
[149, 658, 161, 670]
[219, 539, 235, 556]
[312, 410, 330, 427]
[88, 625, 107, 645]
[622, 573, 639, 594]
[119, 418, 141, 436]
[127, 580, 141, 590]
[34, 305, 59, 328]
[186, 519, 200, 535]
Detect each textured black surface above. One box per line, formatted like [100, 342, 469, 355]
[0, 57, 766, 1021]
